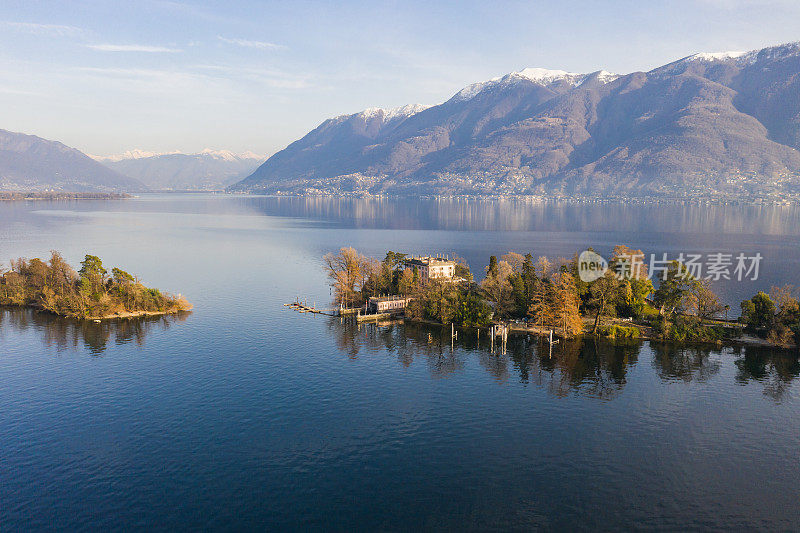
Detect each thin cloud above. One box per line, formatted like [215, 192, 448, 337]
[75, 66, 197, 83]
[76, 65, 311, 90]
[2, 21, 84, 36]
[87, 43, 182, 52]
[72, 66, 218, 97]
[193, 64, 312, 89]
[695, 0, 800, 8]
[218, 36, 286, 50]
[0, 85, 41, 96]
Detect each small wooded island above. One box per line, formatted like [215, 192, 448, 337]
[0, 252, 191, 320]
[321, 247, 799, 351]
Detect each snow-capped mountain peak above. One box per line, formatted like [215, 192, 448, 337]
[197, 148, 265, 161]
[92, 149, 264, 162]
[743, 41, 800, 63]
[670, 41, 800, 70]
[594, 70, 621, 84]
[450, 67, 616, 103]
[514, 67, 582, 84]
[91, 149, 181, 162]
[355, 103, 432, 122]
[688, 51, 748, 62]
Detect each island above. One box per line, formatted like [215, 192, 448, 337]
[0, 252, 191, 320]
[317, 247, 799, 351]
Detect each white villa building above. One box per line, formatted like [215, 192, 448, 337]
[404, 256, 457, 280]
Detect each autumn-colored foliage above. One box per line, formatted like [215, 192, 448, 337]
[0, 252, 191, 319]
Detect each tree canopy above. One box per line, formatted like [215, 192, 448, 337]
[0, 252, 191, 319]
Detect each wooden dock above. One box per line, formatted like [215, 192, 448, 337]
[284, 301, 337, 316]
[284, 299, 385, 319]
[284, 299, 403, 322]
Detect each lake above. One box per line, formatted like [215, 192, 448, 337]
[1, 194, 799, 530]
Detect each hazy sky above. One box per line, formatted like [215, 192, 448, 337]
[2, 0, 799, 156]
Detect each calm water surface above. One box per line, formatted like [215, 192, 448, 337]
[1, 195, 799, 530]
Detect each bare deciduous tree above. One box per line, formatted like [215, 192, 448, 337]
[323, 247, 369, 308]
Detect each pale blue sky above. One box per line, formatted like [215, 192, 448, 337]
[2, 0, 799, 156]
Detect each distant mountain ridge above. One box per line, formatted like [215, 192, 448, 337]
[231, 41, 800, 199]
[95, 150, 264, 190]
[93, 148, 264, 163]
[0, 129, 144, 192]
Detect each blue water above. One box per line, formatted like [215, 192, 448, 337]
[1, 195, 799, 530]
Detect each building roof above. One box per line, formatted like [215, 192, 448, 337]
[368, 295, 411, 303]
[405, 256, 456, 267]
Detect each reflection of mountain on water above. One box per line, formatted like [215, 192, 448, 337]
[0, 308, 189, 355]
[327, 318, 800, 400]
[243, 196, 800, 235]
[327, 318, 641, 399]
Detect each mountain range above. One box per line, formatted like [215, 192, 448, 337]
[0, 128, 264, 192]
[94, 150, 264, 191]
[0, 129, 144, 192]
[231, 42, 800, 199]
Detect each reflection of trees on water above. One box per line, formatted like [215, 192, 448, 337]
[733, 346, 800, 403]
[326, 318, 641, 399]
[326, 318, 800, 400]
[0, 308, 189, 355]
[326, 318, 467, 377]
[652, 341, 800, 402]
[650, 343, 722, 383]
[648, 342, 800, 401]
[529, 338, 640, 400]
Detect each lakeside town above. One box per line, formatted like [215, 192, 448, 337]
[309, 247, 800, 350]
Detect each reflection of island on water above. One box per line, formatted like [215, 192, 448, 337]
[652, 342, 800, 402]
[327, 317, 800, 401]
[328, 317, 642, 400]
[734, 346, 800, 402]
[651, 343, 723, 383]
[0, 307, 190, 355]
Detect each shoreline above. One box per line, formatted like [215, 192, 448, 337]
[1, 303, 192, 321]
[84, 308, 192, 321]
[228, 191, 800, 207]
